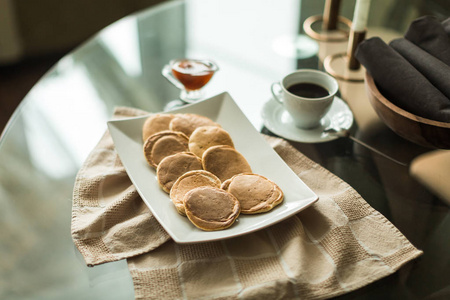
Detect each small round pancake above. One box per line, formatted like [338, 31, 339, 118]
[156, 152, 203, 193]
[169, 113, 220, 137]
[202, 145, 252, 182]
[189, 126, 235, 158]
[222, 173, 283, 214]
[142, 114, 175, 141]
[170, 170, 221, 216]
[143, 131, 189, 168]
[221, 178, 232, 190]
[184, 186, 240, 231]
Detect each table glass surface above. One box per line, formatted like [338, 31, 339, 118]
[0, 0, 448, 299]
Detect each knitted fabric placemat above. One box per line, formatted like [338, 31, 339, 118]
[72, 107, 422, 299]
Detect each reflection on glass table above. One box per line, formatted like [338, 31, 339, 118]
[0, 0, 448, 299]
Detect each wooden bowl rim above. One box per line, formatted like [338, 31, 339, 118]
[365, 72, 450, 129]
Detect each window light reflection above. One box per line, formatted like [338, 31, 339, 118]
[23, 63, 108, 179]
[99, 16, 142, 77]
[185, 0, 301, 128]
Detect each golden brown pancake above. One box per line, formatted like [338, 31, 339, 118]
[169, 113, 220, 137]
[202, 145, 252, 182]
[170, 170, 221, 216]
[143, 131, 189, 168]
[189, 126, 234, 158]
[222, 173, 283, 214]
[142, 113, 175, 142]
[220, 178, 232, 190]
[184, 186, 240, 231]
[156, 152, 203, 193]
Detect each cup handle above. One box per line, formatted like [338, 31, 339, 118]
[271, 82, 283, 105]
[162, 65, 185, 90]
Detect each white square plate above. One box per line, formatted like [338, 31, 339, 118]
[108, 92, 318, 243]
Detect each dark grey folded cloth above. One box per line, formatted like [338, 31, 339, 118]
[355, 37, 450, 122]
[390, 38, 450, 100]
[404, 16, 450, 66]
[355, 16, 450, 123]
[443, 18, 450, 35]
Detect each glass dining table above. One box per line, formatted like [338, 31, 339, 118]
[1, 0, 448, 299]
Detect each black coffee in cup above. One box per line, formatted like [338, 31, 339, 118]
[271, 69, 339, 128]
[287, 83, 329, 98]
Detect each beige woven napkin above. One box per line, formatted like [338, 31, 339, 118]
[72, 107, 422, 299]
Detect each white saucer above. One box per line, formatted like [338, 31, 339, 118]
[261, 96, 353, 143]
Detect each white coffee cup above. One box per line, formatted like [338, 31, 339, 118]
[271, 69, 339, 129]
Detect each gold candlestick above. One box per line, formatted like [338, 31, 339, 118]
[323, 29, 367, 82]
[303, 0, 351, 42]
[323, 0, 341, 30]
[347, 29, 366, 69]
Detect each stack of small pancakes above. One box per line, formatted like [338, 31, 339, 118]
[142, 113, 284, 231]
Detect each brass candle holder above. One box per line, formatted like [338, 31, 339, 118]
[323, 29, 367, 82]
[303, 0, 352, 42]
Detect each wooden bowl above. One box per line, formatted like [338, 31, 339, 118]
[365, 72, 450, 149]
